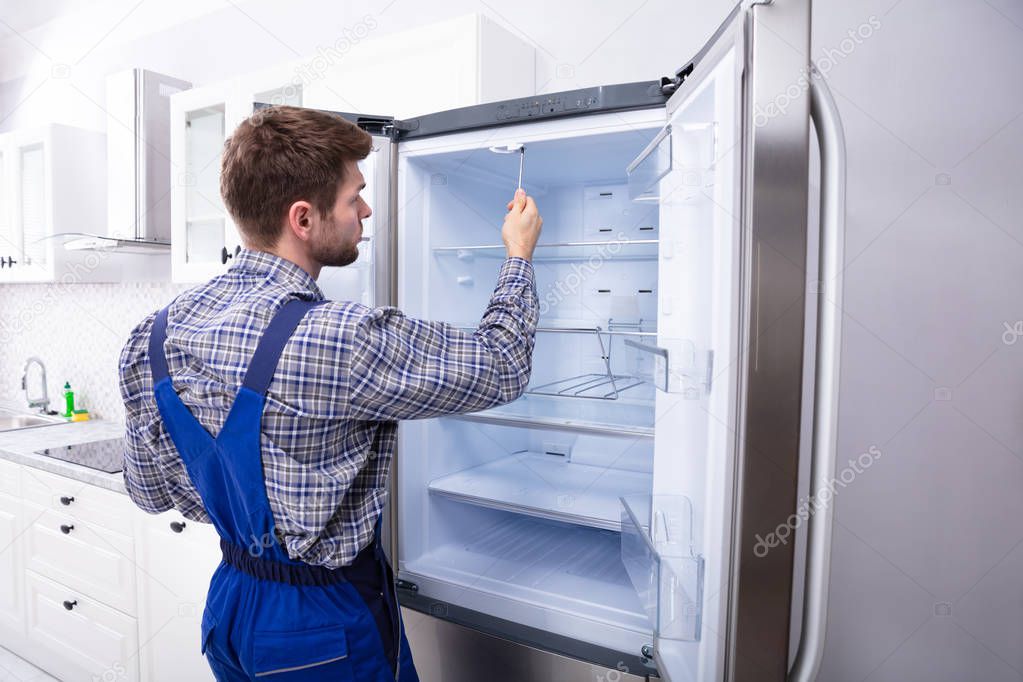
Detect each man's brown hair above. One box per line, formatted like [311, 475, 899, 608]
[220, 105, 373, 249]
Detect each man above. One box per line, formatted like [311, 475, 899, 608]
[119, 105, 542, 681]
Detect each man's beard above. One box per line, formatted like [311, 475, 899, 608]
[311, 219, 360, 267]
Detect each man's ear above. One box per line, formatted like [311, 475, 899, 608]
[286, 200, 314, 241]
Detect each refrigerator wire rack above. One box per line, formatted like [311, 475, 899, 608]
[527, 319, 650, 401]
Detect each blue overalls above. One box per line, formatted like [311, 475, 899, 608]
[148, 299, 419, 681]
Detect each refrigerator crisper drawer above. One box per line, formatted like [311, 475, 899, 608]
[399, 508, 652, 653]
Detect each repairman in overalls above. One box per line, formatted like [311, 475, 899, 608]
[119, 105, 543, 680]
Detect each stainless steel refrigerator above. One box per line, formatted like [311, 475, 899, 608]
[285, 0, 847, 679]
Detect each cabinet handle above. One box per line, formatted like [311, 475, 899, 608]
[220, 245, 241, 265]
[60, 524, 74, 534]
[60, 496, 75, 506]
[63, 599, 77, 611]
[169, 521, 186, 533]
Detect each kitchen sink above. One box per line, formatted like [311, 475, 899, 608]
[0, 409, 65, 432]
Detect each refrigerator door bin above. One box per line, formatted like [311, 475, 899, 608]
[625, 337, 714, 395]
[626, 122, 716, 205]
[626, 124, 672, 202]
[620, 494, 704, 642]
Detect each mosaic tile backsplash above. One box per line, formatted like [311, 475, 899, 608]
[0, 281, 191, 422]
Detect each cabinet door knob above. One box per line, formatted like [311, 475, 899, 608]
[220, 245, 241, 264]
[169, 521, 186, 533]
[60, 524, 74, 534]
[63, 599, 77, 611]
[60, 496, 75, 506]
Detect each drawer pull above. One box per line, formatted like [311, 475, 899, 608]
[63, 599, 77, 611]
[60, 496, 75, 506]
[60, 524, 75, 535]
[169, 521, 186, 533]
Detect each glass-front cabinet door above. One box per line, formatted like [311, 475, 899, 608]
[171, 63, 313, 283]
[171, 85, 235, 282]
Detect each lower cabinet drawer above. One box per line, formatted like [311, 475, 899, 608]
[21, 466, 134, 536]
[0, 458, 19, 496]
[25, 570, 140, 682]
[24, 504, 137, 615]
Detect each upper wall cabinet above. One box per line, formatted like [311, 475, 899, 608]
[170, 14, 534, 283]
[0, 125, 110, 283]
[301, 14, 536, 117]
[170, 62, 305, 283]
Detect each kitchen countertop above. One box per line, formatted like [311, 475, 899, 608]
[0, 406, 127, 494]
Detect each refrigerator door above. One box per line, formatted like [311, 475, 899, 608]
[620, 8, 746, 682]
[316, 130, 395, 308]
[627, 1, 812, 680]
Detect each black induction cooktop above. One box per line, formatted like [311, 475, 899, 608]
[35, 438, 124, 474]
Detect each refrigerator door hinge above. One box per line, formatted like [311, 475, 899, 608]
[394, 579, 419, 593]
[376, 118, 419, 140]
[660, 62, 694, 96]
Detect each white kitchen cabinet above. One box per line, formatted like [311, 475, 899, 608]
[25, 570, 139, 682]
[170, 14, 533, 284]
[0, 461, 224, 682]
[301, 14, 534, 118]
[169, 85, 235, 283]
[0, 125, 107, 283]
[169, 61, 308, 283]
[22, 504, 137, 615]
[0, 459, 24, 637]
[135, 509, 220, 682]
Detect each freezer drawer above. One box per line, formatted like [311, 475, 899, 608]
[401, 605, 652, 681]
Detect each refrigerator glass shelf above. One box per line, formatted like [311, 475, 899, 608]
[428, 451, 652, 531]
[432, 239, 658, 262]
[455, 323, 657, 338]
[620, 494, 704, 642]
[404, 513, 648, 632]
[455, 393, 654, 437]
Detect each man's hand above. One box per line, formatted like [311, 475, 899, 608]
[502, 188, 543, 261]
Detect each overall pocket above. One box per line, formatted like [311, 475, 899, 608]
[250, 624, 352, 679]
[200, 608, 217, 656]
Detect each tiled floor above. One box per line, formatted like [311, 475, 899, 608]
[0, 648, 57, 682]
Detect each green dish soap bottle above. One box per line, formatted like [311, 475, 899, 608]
[63, 382, 75, 419]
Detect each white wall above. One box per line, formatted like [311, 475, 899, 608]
[0, 0, 733, 132]
[1, 1, 1021, 680]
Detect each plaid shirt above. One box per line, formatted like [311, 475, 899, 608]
[119, 248, 538, 568]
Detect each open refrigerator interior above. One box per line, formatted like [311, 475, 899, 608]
[394, 24, 741, 676]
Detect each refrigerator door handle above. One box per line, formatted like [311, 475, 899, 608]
[788, 63, 847, 682]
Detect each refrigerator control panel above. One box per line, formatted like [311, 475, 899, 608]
[495, 93, 601, 121]
[401, 81, 667, 139]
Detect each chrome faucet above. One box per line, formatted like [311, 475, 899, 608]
[21, 357, 50, 413]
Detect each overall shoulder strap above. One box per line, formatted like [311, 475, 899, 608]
[148, 305, 172, 384]
[241, 299, 327, 396]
